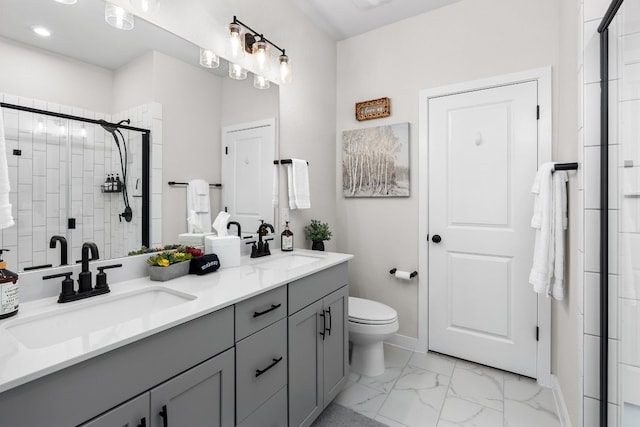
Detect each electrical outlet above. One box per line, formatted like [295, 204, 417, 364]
[280, 208, 290, 224]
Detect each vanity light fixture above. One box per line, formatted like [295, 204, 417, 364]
[229, 63, 247, 80]
[31, 25, 52, 37]
[199, 48, 220, 69]
[253, 74, 270, 90]
[228, 16, 292, 84]
[105, 2, 134, 31]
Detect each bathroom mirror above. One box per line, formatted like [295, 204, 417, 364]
[0, 0, 279, 271]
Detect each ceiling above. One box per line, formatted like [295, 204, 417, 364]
[293, 0, 462, 40]
[0, 0, 228, 76]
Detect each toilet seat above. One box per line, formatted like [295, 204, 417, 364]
[348, 297, 397, 325]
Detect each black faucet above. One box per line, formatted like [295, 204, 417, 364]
[49, 235, 68, 266]
[78, 242, 99, 294]
[227, 221, 242, 237]
[251, 222, 274, 258]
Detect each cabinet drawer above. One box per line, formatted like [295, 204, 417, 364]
[288, 262, 348, 314]
[236, 318, 287, 423]
[235, 286, 287, 341]
[237, 386, 287, 427]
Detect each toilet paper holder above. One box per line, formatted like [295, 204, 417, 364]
[389, 268, 418, 279]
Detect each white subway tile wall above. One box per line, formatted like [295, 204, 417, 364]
[0, 94, 163, 271]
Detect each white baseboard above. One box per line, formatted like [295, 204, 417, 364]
[385, 333, 424, 353]
[551, 374, 572, 427]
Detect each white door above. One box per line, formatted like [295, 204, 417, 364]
[221, 119, 275, 234]
[428, 81, 539, 377]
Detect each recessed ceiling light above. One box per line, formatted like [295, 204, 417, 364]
[54, 0, 78, 4]
[31, 26, 52, 37]
[351, 0, 392, 10]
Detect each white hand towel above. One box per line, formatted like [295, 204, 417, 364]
[188, 179, 210, 212]
[272, 163, 279, 208]
[551, 170, 568, 300]
[0, 110, 14, 229]
[186, 179, 211, 233]
[287, 159, 310, 209]
[529, 162, 555, 294]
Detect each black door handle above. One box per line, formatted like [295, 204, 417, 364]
[159, 405, 168, 427]
[138, 417, 147, 427]
[432, 234, 442, 243]
[325, 307, 332, 336]
[253, 303, 281, 318]
[255, 356, 283, 377]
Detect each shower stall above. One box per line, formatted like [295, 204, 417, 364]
[599, 0, 640, 425]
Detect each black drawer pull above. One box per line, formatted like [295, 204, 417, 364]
[159, 405, 168, 427]
[138, 417, 147, 427]
[255, 356, 283, 377]
[253, 303, 282, 318]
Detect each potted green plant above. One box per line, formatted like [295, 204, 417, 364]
[304, 219, 332, 251]
[146, 246, 194, 281]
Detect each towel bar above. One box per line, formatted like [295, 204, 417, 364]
[168, 181, 222, 187]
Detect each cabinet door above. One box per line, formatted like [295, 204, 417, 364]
[150, 348, 234, 427]
[288, 300, 324, 427]
[80, 394, 149, 427]
[322, 285, 349, 405]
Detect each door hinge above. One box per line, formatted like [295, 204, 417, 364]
[225, 146, 228, 155]
[536, 105, 540, 120]
[536, 326, 539, 341]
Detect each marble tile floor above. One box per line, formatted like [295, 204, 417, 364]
[335, 344, 560, 427]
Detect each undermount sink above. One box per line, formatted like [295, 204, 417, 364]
[254, 253, 323, 270]
[5, 287, 197, 349]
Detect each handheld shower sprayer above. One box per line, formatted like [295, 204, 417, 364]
[98, 119, 133, 223]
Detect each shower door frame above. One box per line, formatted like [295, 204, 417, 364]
[597, 1, 624, 426]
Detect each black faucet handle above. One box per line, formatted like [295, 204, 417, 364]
[96, 264, 122, 291]
[43, 272, 76, 301]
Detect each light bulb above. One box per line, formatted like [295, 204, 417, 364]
[199, 48, 220, 69]
[229, 63, 247, 80]
[253, 74, 270, 90]
[54, 0, 78, 4]
[105, 3, 134, 30]
[252, 40, 270, 74]
[130, 0, 160, 13]
[279, 54, 292, 84]
[228, 23, 243, 60]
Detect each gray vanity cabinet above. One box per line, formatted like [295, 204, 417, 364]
[81, 349, 234, 427]
[287, 263, 349, 427]
[80, 394, 148, 427]
[150, 348, 235, 427]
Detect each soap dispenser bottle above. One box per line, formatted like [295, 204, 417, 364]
[281, 221, 293, 252]
[0, 249, 19, 319]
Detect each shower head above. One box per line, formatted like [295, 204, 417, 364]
[98, 119, 130, 134]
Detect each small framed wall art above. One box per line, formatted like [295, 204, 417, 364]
[342, 122, 409, 198]
[355, 97, 390, 121]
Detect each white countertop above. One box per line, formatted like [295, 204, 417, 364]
[0, 250, 353, 394]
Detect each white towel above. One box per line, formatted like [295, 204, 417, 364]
[551, 170, 568, 300]
[0, 110, 14, 229]
[186, 179, 211, 233]
[528, 162, 568, 299]
[272, 163, 279, 208]
[287, 159, 310, 209]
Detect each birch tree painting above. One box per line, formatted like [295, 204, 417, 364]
[342, 123, 409, 197]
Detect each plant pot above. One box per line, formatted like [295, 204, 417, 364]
[148, 261, 190, 282]
[311, 241, 325, 251]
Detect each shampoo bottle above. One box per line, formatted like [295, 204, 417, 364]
[0, 249, 19, 319]
[281, 221, 293, 252]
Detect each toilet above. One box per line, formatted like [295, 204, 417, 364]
[348, 296, 399, 377]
